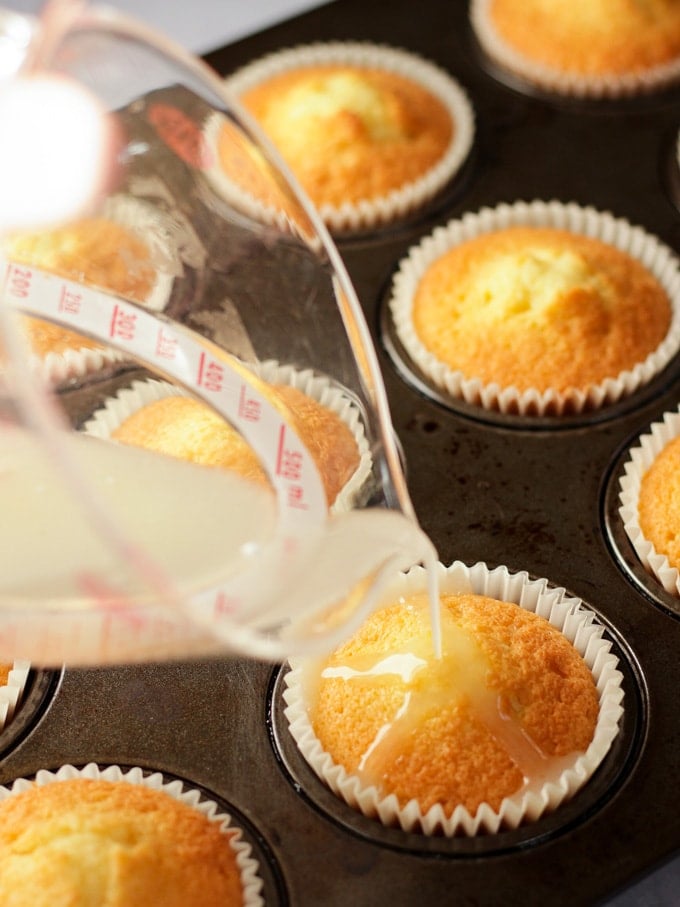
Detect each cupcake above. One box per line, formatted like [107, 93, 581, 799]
[0, 659, 30, 728]
[208, 42, 474, 233]
[201, 113, 316, 240]
[0, 763, 263, 906]
[284, 560, 624, 835]
[619, 404, 680, 596]
[471, 0, 680, 98]
[110, 395, 269, 486]
[389, 200, 680, 416]
[3, 196, 177, 383]
[83, 364, 371, 512]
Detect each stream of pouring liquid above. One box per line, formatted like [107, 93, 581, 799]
[317, 599, 577, 797]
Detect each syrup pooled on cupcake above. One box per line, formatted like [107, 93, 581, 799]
[284, 563, 624, 835]
[303, 594, 598, 814]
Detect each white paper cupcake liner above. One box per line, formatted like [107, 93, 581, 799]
[16, 193, 180, 387]
[470, 0, 680, 99]
[618, 404, 680, 596]
[283, 559, 625, 837]
[0, 762, 264, 906]
[206, 42, 475, 233]
[27, 344, 125, 387]
[82, 360, 372, 514]
[0, 659, 30, 730]
[389, 199, 680, 416]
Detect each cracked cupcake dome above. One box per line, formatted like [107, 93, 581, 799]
[210, 42, 474, 232]
[389, 201, 680, 416]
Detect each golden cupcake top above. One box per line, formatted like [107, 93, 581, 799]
[112, 395, 268, 487]
[306, 592, 600, 815]
[19, 319, 102, 357]
[111, 383, 360, 508]
[481, 0, 680, 78]
[212, 116, 315, 236]
[0, 778, 244, 907]
[275, 384, 361, 508]
[227, 63, 453, 210]
[5, 215, 157, 358]
[638, 434, 680, 569]
[410, 226, 671, 393]
[6, 216, 156, 304]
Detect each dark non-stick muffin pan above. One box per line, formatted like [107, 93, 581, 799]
[1, 0, 679, 904]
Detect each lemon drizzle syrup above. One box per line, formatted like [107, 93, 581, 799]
[318, 594, 578, 799]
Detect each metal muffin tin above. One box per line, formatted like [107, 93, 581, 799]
[2, 0, 680, 903]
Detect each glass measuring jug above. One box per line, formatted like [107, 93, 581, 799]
[0, 0, 440, 665]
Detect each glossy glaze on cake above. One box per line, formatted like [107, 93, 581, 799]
[305, 591, 600, 814]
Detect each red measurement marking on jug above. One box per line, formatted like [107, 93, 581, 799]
[286, 484, 308, 510]
[213, 591, 240, 616]
[276, 425, 303, 481]
[147, 103, 214, 169]
[58, 285, 82, 315]
[78, 572, 149, 632]
[109, 304, 137, 342]
[238, 384, 261, 422]
[4, 262, 32, 299]
[196, 351, 224, 392]
[276, 425, 309, 511]
[154, 326, 179, 360]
